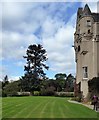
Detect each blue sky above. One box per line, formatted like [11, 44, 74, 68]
[1, 1, 98, 81]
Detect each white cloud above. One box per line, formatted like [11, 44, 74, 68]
[2, 31, 39, 59]
[2, 2, 78, 79]
[1, 0, 99, 2]
[15, 61, 25, 67]
[9, 76, 20, 81]
[81, 2, 97, 13]
[42, 14, 76, 74]
[41, 18, 60, 38]
[0, 64, 9, 81]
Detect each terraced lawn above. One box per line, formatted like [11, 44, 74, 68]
[2, 96, 98, 119]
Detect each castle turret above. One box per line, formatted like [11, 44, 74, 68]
[83, 4, 91, 15]
[74, 4, 99, 98]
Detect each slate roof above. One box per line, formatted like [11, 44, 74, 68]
[91, 13, 99, 22]
[77, 4, 99, 22]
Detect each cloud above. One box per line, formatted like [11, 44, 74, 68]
[2, 2, 35, 32]
[2, 0, 99, 2]
[2, 2, 78, 79]
[81, 1, 97, 13]
[9, 76, 20, 81]
[42, 14, 76, 74]
[15, 61, 25, 67]
[2, 31, 39, 60]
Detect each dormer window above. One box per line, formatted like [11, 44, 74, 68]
[87, 20, 91, 27]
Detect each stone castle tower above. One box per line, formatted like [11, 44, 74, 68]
[74, 4, 99, 97]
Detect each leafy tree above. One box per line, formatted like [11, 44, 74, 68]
[40, 79, 56, 96]
[55, 73, 67, 80]
[22, 44, 49, 92]
[3, 80, 21, 97]
[88, 77, 99, 98]
[20, 75, 32, 92]
[65, 74, 75, 92]
[2, 75, 9, 89]
[55, 73, 67, 91]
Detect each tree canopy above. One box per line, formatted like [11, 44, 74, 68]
[21, 44, 49, 91]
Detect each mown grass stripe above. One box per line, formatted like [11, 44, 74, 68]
[2, 96, 97, 118]
[58, 101, 67, 118]
[50, 99, 56, 118]
[3, 97, 34, 117]
[39, 99, 54, 118]
[12, 99, 38, 118]
[25, 98, 48, 118]
[14, 97, 44, 118]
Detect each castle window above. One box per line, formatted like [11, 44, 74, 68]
[88, 29, 90, 34]
[77, 24, 80, 34]
[78, 45, 80, 52]
[79, 15, 81, 18]
[87, 20, 91, 27]
[83, 67, 88, 78]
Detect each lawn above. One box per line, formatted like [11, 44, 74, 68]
[2, 96, 98, 119]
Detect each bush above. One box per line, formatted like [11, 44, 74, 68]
[55, 92, 74, 97]
[40, 89, 55, 96]
[3, 81, 21, 97]
[88, 77, 99, 100]
[33, 91, 40, 96]
[71, 91, 82, 102]
[17, 92, 31, 96]
[2, 90, 7, 97]
[71, 96, 82, 102]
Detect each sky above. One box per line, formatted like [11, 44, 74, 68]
[0, 0, 98, 81]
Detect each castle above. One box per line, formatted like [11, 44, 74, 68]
[74, 4, 99, 97]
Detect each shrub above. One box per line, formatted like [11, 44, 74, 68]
[2, 90, 7, 97]
[33, 91, 40, 96]
[55, 92, 74, 97]
[88, 77, 99, 100]
[40, 89, 55, 96]
[7, 91, 18, 97]
[17, 92, 31, 96]
[71, 91, 82, 102]
[71, 96, 82, 102]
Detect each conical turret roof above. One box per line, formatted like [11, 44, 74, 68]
[83, 4, 91, 15]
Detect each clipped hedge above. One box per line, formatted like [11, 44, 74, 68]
[40, 89, 55, 96]
[17, 92, 31, 96]
[33, 91, 40, 96]
[55, 92, 74, 97]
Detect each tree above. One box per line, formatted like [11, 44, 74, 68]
[2, 75, 9, 89]
[65, 74, 75, 92]
[54, 73, 67, 91]
[3, 81, 21, 97]
[88, 77, 99, 98]
[22, 44, 49, 91]
[55, 73, 67, 80]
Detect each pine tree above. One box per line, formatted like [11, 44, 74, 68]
[21, 44, 49, 91]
